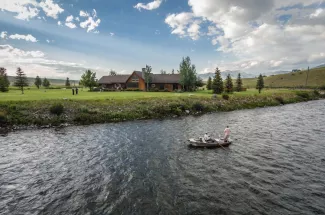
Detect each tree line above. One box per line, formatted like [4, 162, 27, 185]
[205, 68, 264, 94]
[0, 67, 75, 94]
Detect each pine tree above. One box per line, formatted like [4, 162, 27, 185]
[211, 67, 223, 94]
[43, 78, 50, 88]
[14, 67, 28, 94]
[207, 77, 212, 90]
[236, 73, 243, 92]
[224, 74, 233, 93]
[0, 67, 10, 92]
[256, 74, 264, 93]
[34, 76, 42, 89]
[171, 69, 175, 74]
[65, 77, 71, 87]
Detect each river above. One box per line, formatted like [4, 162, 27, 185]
[1, 100, 325, 215]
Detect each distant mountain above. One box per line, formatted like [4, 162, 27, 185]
[8, 76, 79, 86]
[314, 64, 325, 69]
[199, 70, 256, 81]
[263, 70, 292, 76]
[199, 70, 293, 81]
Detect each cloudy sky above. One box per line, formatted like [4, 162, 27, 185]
[0, 0, 324, 79]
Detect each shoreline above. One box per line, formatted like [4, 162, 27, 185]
[0, 91, 323, 133]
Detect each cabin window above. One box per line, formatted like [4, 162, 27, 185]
[151, 84, 155, 87]
[127, 82, 139, 88]
[131, 75, 139, 82]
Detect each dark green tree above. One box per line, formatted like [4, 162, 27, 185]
[34, 76, 42, 89]
[236, 73, 243, 92]
[143, 65, 152, 91]
[42, 78, 50, 88]
[178, 56, 197, 91]
[171, 69, 175, 74]
[65, 77, 71, 87]
[224, 74, 233, 93]
[0, 67, 10, 92]
[207, 76, 212, 90]
[196, 76, 204, 88]
[256, 74, 264, 93]
[109, 70, 116, 76]
[14, 67, 28, 94]
[211, 67, 223, 94]
[160, 69, 167, 74]
[80, 70, 97, 91]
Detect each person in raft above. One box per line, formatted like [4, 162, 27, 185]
[202, 133, 211, 143]
[224, 126, 230, 142]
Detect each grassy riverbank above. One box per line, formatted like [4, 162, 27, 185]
[0, 89, 323, 130]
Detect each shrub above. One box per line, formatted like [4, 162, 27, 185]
[319, 85, 325, 90]
[149, 88, 159, 92]
[313, 90, 320, 96]
[192, 102, 204, 112]
[0, 111, 7, 124]
[296, 91, 310, 99]
[164, 89, 170, 92]
[275, 96, 285, 104]
[50, 103, 64, 116]
[222, 94, 230, 100]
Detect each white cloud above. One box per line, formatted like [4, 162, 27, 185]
[65, 22, 77, 29]
[165, 12, 194, 37]
[310, 8, 324, 18]
[66, 15, 74, 22]
[0, 45, 44, 58]
[46, 39, 50, 43]
[134, 0, 162, 11]
[80, 17, 101, 33]
[65, 15, 77, 29]
[80, 10, 89, 17]
[8, 34, 38, 42]
[0, 31, 8, 39]
[165, 0, 325, 72]
[58, 21, 62, 26]
[39, 0, 64, 19]
[0, 0, 63, 20]
[110, 32, 115, 36]
[75, 17, 80, 21]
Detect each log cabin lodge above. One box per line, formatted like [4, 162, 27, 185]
[98, 69, 182, 92]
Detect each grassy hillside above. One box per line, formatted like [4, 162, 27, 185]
[242, 67, 325, 88]
[8, 76, 79, 86]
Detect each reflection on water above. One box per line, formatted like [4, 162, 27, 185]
[1, 100, 325, 214]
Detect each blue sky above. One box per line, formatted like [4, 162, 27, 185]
[0, 0, 325, 79]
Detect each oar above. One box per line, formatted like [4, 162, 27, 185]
[217, 134, 226, 150]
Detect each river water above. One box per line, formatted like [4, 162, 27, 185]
[1, 100, 325, 215]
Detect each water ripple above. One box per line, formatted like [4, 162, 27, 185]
[1, 100, 325, 214]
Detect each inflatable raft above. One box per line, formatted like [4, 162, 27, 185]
[188, 138, 232, 148]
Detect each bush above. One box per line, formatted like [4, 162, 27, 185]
[164, 89, 170, 92]
[275, 96, 285, 104]
[50, 103, 64, 116]
[149, 88, 159, 92]
[0, 111, 7, 124]
[222, 94, 230, 100]
[296, 91, 310, 99]
[319, 85, 325, 90]
[192, 102, 204, 112]
[313, 90, 320, 96]
[125, 88, 142, 91]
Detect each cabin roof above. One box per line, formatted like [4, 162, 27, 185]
[98, 75, 130, 84]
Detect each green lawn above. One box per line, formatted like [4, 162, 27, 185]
[0, 87, 297, 102]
